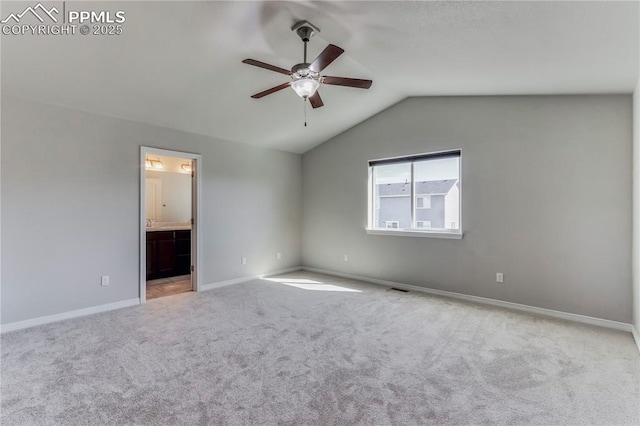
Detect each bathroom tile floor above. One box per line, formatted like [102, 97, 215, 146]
[146, 275, 192, 300]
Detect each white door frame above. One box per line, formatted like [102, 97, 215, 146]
[140, 146, 202, 303]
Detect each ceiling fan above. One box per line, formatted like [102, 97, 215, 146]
[242, 21, 372, 110]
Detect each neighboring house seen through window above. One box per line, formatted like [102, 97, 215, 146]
[416, 195, 431, 209]
[368, 150, 461, 235]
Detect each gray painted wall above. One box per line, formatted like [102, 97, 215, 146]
[633, 81, 640, 334]
[302, 95, 632, 323]
[1, 96, 302, 325]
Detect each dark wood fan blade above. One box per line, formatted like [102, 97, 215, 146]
[242, 59, 291, 75]
[322, 76, 373, 89]
[251, 82, 291, 99]
[309, 44, 344, 73]
[308, 91, 324, 109]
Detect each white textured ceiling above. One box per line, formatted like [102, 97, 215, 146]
[2, 1, 638, 153]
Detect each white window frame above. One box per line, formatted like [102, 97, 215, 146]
[366, 150, 463, 239]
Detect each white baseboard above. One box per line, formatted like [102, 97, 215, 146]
[200, 267, 302, 291]
[1, 298, 141, 334]
[302, 267, 633, 333]
[1, 267, 302, 334]
[5, 267, 634, 350]
[632, 326, 640, 355]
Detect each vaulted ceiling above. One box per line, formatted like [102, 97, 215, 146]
[2, 1, 638, 153]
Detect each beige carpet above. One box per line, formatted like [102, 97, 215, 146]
[2, 271, 639, 425]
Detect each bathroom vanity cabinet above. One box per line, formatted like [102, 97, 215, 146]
[146, 229, 191, 280]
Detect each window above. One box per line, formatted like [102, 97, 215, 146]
[368, 150, 461, 238]
[416, 195, 431, 209]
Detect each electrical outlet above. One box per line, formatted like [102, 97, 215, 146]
[344, 254, 349, 262]
[496, 272, 504, 283]
[241, 257, 247, 265]
[101, 275, 109, 286]
[277, 252, 282, 260]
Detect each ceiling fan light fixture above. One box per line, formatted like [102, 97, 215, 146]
[291, 78, 319, 99]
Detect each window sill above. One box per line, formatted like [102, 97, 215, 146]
[365, 228, 464, 239]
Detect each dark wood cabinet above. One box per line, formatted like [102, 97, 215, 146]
[146, 230, 191, 280]
[175, 230, 191, 276]
[146, 240, 157, 278]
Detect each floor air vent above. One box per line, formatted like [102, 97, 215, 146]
[390, 287, 409, 293]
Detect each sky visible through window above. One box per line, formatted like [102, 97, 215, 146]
[375, 158, 459, 183]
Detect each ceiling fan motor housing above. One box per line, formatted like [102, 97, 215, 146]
[291, 63, 318, 80]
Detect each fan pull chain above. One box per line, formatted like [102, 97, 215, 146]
[304, 99, 307, 127]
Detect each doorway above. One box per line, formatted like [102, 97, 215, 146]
[140, 147, 201, 302]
